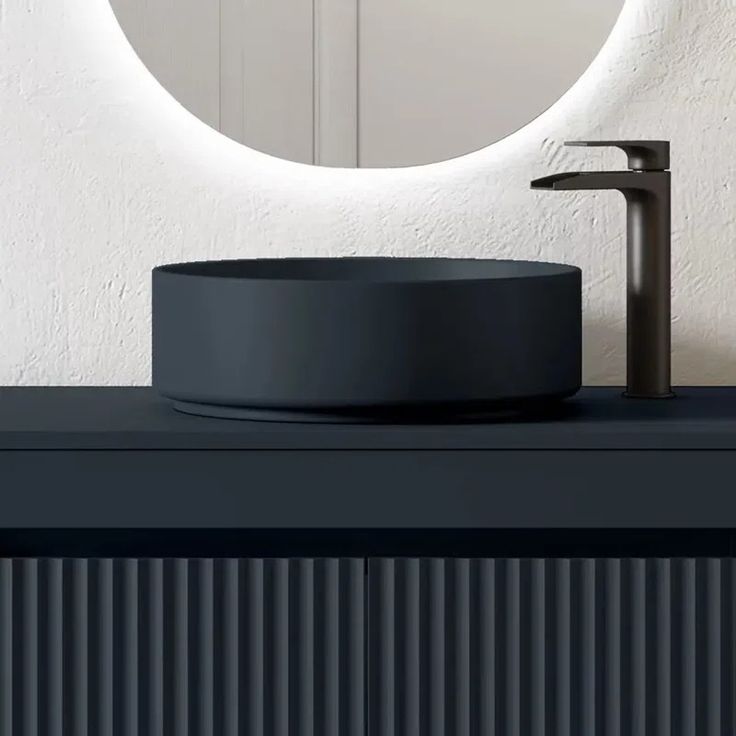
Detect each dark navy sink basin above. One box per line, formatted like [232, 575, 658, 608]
[152, 258, 581, 422]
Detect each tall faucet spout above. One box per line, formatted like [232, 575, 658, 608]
[532, 141, 673, 399]
[531, 171, 664, 193]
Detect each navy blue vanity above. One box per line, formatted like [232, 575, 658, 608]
[1, 386, 735, 735]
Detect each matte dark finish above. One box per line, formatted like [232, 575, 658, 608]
[565, 140, 670, 171]
[3, 385, 736, 736]
[3, 385, 736, 735]
[364, 557, 736, 736]
[0, 558, 368, 736]
[152, 258, 582, 421]
[5, 448, 736, 529]
[2, 386, 736, 450]
[3, 388, 736, 529]
[4, 557, 732, 736]
[532, 140, 672, 399]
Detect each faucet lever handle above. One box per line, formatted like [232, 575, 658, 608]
[564, 140, 670, 171]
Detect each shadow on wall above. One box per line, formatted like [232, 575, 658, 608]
[584, 320, 736, 387]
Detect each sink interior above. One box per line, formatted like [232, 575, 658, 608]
[157, 257, 578, 282]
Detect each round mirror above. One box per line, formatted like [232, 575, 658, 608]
[110, 0, 625, 167]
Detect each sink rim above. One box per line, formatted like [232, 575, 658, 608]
[153, 257, 580, 285]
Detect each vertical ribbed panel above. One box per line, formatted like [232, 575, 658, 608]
[1, 556, 735, 735]
[0, 559, 365, 736]
[367, 558, 736, 736]
[0, 560, 11, 736]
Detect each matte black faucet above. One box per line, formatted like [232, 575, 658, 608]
[531, 140, 673, 399]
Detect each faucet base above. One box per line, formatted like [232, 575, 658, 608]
[622, 390, 676, 400]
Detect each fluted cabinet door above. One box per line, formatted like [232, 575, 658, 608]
[0, 558, 365, 736]
[1, 556, 735, 735]
[366, 558, 736, 736]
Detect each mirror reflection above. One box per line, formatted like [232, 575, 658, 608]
[111, 0, 625, 167]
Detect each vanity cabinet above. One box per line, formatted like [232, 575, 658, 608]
[1, 387, 736, 734]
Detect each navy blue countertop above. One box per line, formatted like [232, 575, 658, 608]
[0, 386, 735, 450]
[2, 388, 736, 532]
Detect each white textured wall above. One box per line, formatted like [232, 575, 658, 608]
[0, 0, 735, 386]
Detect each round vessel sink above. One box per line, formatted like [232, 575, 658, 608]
[152, 258, 581, 422]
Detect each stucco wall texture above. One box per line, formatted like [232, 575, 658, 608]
[0, 0, 735, 386]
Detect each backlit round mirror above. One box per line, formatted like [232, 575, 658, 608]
[110, 0, 625, 167]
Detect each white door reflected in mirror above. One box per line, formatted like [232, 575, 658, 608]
[110, 0, 625, 168]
